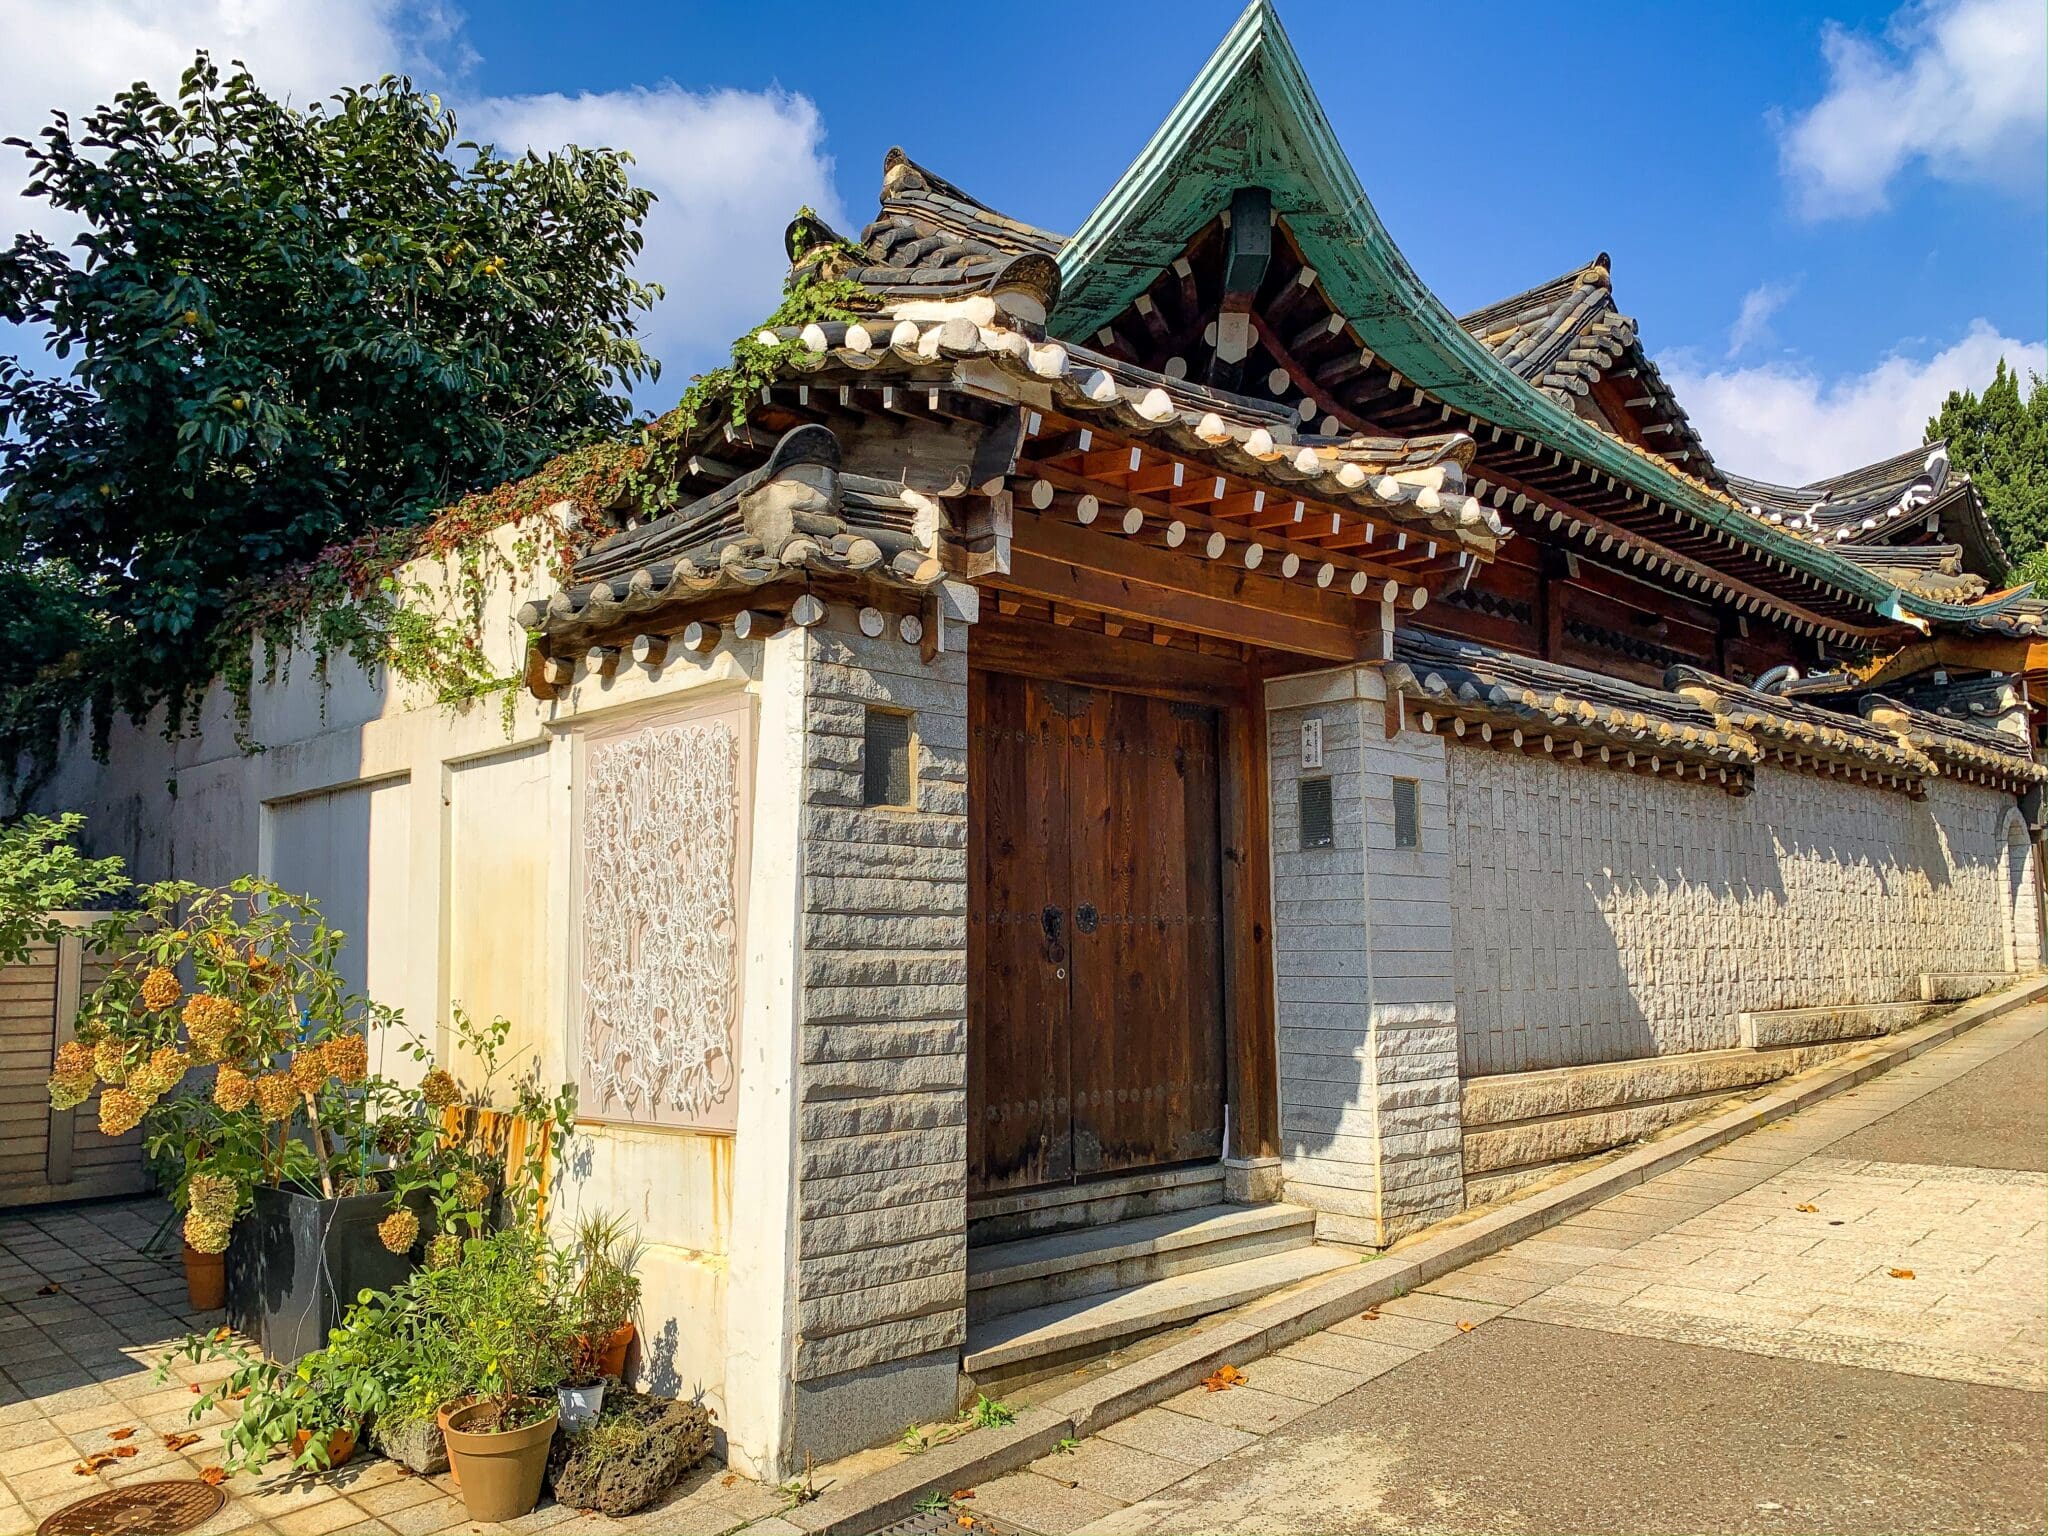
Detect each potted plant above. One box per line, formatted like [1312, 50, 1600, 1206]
[63, 880, 577, 1363]
[419, 1225, 578, 1521]
[158, 1293, 406, 1476]
[570, 1210, 644, 1386]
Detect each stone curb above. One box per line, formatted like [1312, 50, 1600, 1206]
[791, 973, 2046, 1536]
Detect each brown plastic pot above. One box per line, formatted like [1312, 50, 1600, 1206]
[288, 1426, 356, 1468]
[436, 1395, 479, 1488]
[443, 1399, 558, 1523]
[182, 1243, 227, 1311]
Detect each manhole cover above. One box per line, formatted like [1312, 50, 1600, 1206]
[37, 1479, 227, 1536]
[867, 1505, 1034, 1536]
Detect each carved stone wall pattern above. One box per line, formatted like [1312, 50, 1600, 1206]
[579, 703, 750, 1129]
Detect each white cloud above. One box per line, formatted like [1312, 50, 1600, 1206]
[465, 84, 843, 392]
[1, 3, 842, 398]
[1727, 281, 1795, 358]
[0, 0, 466, 247]
[1779, 0, 2047, 218]
[1661, 320, 2046, 485]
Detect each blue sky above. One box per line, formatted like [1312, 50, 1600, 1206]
[3, 0, 2043, 484]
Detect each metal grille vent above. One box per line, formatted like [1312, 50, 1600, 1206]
[1393, 776, 1420, 849]
[863, 709, 914, 807]
[1299, 776, 1334, 849]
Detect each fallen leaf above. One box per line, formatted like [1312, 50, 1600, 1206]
[35, 1282, 62, 1296]
[107, 1427, 135, 1441]
[73, 1452, 118, 1475]
[957, 1519, 975, 1529]
[1888, 1268, 1915, 1280]
[1794, 1204, 1818, 1213]
[951, 1489, 975, 1500]
[199, 1466, 226, 1486]
[1457, 1321, 1476, 1333]
[1202, 1364, 1247, 1393]
[162, 1433, 200, 1451]
[721, 1474, 739, 1488]
[111, 1446, 137, 1459]
[1359, 1308, 1381, 1322]
[189, 1384, 202, 1394]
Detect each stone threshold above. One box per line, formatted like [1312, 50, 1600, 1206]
[777, 971, 2047, 1536]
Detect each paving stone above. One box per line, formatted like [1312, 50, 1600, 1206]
[1327, 1310, 1457, 1352]
[1028, 1438, 1197, 1503]
[1274, 1331, 1418, 1380]
[1225, 1355, 1364, 1406]
[1094, 1407, 1254, 1468]
[967, 1469, 1124, 1531]
[1156, 1384, 1311, 1436]
[1378, 1292, 1509, 1327]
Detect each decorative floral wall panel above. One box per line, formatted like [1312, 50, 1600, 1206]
[578, 702, 749, 1130]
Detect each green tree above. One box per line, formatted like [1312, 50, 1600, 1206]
[0, 813, 126, 965]
[0, 54, 660, 743]
[1927, 359, 2048, 587]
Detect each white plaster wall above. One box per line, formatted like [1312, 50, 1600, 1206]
[1449, 746, 2025, 1076]
[24, 517, 755, 1441]
[263, 777, 416, 1081]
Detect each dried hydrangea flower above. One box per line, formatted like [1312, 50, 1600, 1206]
[139, 966, 183, 1012]
[425, 1233, 462, 1270]
[183, 1209, 233, 1255]
[92, 1038, 128, 1084]
[213, 1065, 256, 1113]
[420, 1069, 459, 1111]
[181, 995, 244, 1061]
[254, 1072, 298, 1123]
[187, 1173, 240, 1221]
[98, 1088, 146, 1137]
[288, 1049, 328, 1094]
[376, 1207, 420, 1254]
[131, 1046, 192, 1098]
[323, 1033, 368, 1085]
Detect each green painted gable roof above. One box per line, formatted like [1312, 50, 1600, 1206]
[1050, 0, 1945, 633]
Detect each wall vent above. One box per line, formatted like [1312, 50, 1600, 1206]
[1299, 776, 1334, 849]
[863, 709, 914, 808]
[1393, 777, 1420, 850]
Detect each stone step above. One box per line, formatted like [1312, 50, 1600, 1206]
[966, 1202, 1319, 1323]
[962, 1242, 1354, 1385]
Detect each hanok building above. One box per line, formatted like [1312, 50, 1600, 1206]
[32, 0, 2045, 1481]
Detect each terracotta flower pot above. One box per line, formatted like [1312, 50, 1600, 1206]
[288, 1426, 356, 1469]
[593, 1320, 635, 1380]
[443, 1399, 558, 1523]
[181, 1243, 226, 1311]
[436, 1395, 479, 1488]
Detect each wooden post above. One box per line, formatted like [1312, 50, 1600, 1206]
[1220, 689, 1280, 1177]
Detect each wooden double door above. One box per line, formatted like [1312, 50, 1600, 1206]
[967, 670, 1227, 1197]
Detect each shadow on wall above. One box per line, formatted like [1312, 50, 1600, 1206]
[1450, 754, 2015, 1078]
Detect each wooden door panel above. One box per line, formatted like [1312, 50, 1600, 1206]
[971, 671, 1229, 1196]
[1069, 691, 1225, 1177]
[968, 670, 1073, 1195]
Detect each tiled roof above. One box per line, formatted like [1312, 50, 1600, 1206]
[739, 315, 1505, 545]
[1384, 629, 2039, 795]
[1457, 255, 1716, 480]
[519, 424, 947, 650]
[788, 149, 1066, 310]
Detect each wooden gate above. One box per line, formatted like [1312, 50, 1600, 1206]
[967, 670, 1226, 1197]
[1, 920, 146, 1209]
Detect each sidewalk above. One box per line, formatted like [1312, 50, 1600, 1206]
[953, 1003, 2048, 1535]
